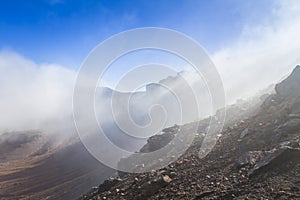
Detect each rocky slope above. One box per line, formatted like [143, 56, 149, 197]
[80, 66, 300, 200]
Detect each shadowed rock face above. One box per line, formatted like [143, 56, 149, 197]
[247, 145, 300, 177]
[80, 66, 300, 200]
[261, 65, 300, 122]
[275, 65, 300, 99]
[139, 125, 179, 153]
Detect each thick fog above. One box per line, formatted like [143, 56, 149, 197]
[0, 1, 300, 147]
[0, 50, 212, 145]
[0, 51, 76, 134]
[212, 0, 300, 104]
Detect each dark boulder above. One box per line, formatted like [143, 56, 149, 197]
[248, 145, 300, 177]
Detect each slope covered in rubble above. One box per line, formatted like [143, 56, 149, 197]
[80, 66, 300, 200]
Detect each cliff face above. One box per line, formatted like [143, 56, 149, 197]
[81, 66, 300, 200]
[275, 65, 300, 99]
[274, 65, 300, 115]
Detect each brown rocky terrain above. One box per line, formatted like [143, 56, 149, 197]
[0, 132, 115, 200]
[80, 66, 300, 200]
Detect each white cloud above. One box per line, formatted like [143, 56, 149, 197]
[212, 0, 300, 104]
[0, 50, 76, 133]
[1, 0, 300, 134]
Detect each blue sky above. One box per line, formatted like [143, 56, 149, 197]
[1, 0, 300, 132]
[0, 0, 275, 69]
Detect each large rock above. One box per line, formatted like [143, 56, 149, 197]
[139, 125, 179, 153]
[98, 178, 121, 193]
[275, 65, 300, 99]
[261, 66, 300, 118]
[248, 144, 300, 176]
[274, 118, 300, 142]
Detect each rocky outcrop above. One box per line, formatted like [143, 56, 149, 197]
[275, 65, 300, 99]
[139, 125, 179, 153]
[248, 145, 300, 177]
[237, 140, 300, 177]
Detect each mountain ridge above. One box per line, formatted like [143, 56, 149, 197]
[80, 65, 300, 200]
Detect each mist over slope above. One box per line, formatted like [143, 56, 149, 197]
[81, 65, 300, 200]
[0, 51, 76, 134]
[1, 47, 297, 137]
[0, 131, 115, 200]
